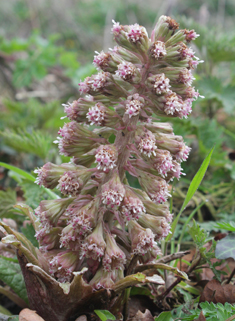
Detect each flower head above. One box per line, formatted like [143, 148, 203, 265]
[81, 221, 106, 260]
[102, 232, 126, 271]
[139, 214, 171, 240]
[95, 145, 117, 172]
[115, 61, 141, 83]
[128, 220, 154, 255]
[125, 93, 145, 118]
[34, 162, 77, 189]
[101, 170, 125, 209]
[150, 41, 167, 59]
[120, 187, 146, 222]
[30, 16, 200, 293]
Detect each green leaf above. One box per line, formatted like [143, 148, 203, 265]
[188, 220, 208, 249]
[166, 146, 214, 241]
[0, 162, 59, 200]
[198, 77, 235, 115]
[215, 234, 235, 260]
[214, 221, 235, 232]
[21, 224, 39, 248]
[94, 310, 116, 321]
[197, 119, 223, 150]
[0, 189, 17, 218]
[20, 180, 49, 209]
[0, 305, 12, 316]
[155, 311, 174, 321]
[0, 162, 35, 182]
[0, 129, 52, 160]
[8, 317, 19, 321]
[0, 256, 28, 304]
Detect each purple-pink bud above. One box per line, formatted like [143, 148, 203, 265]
[102, 232, 126, 271]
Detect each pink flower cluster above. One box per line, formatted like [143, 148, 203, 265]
[34, 16, 201, 287]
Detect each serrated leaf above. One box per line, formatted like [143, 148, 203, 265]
[0, 189, 17, 218]
[21, 224, 39, 248]
[215, 234, 235, 260]
[155, 311, 173, 321]
[0, 256, 28, 304]
[207, 34, 235, 63]
[20, 180, 49, 209]
[167, 146, 214, 241]
[197, 119, 223, 149]
[198, 77, 235, 115]
[0, 129, 52, 159]
[94, 310, 116, 321]
[214, 221, 235, 232]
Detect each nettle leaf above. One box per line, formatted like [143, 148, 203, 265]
[0, 129, 53, 160]
[20, 180, 49, 209]
[197, 119, 223, 150]
[198, 77, 235, 115]
[207, 34, 235, 63]
[0, 256, 28, 304]
[0, 189, 17, 218]
[215, 233, 235, 260]
[94, 310, 116, 321]
[21, 224, 39, 248]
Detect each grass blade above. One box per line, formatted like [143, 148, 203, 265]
[0, 162, 35, 182]
[166, 146, 214, 242]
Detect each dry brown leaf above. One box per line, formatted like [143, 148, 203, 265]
[200, 279, 235, 304]
[196, 311, 206, 321]
[19, 308, 45, 321]
[75, 316, 87, 321]
[128, 309, 154, 321]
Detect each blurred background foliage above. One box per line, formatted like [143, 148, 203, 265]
[0, 0, 235, 236]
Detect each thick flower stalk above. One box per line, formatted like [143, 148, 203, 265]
[34, 16, 201, 289]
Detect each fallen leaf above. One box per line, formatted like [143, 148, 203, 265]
[19, 308, 45, 321]
[128, 309, 154, 321]
[75, 316, 87, 321]
[200, 279, 235, 304]
[196, 311, 206, 321]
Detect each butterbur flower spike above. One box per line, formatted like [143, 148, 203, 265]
[7, 15, 202, 321]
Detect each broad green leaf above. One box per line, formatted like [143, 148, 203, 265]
[0, 162, 35, 182]
[94, 310, 116, 321]
[0, 256, 28, 304]
[0, 189, 17, 218]
[198, 77, 235, 115]
[21, 224, 39, 248]
[155, 311, 173, 321]
[166, 146, 214, 241]
[215, 234, 235, 260]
